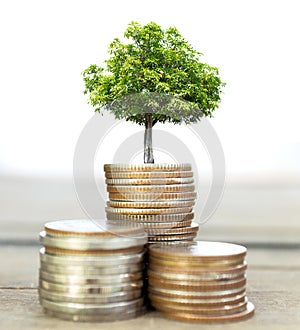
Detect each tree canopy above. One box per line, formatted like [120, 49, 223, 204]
[82, 21, 225, 126]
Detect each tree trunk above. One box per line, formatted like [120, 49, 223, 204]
[144, 114, 154, 164]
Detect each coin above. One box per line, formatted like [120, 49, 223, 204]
[43, 307, 146, 322]
[40, 262, 144, 276]
[105, 206, 193, 215]
[148, 232, 198, 242]
[148, 277, 246, 291]
[148, 285, 246, 298]
[148, 292, 247, 307]
[39, 219, 147, 322]
[108, 192, 197, 201]
[149, 256, 244, 268]
[39, 287, 142, 304]
[104, 164, 192, 172]
[105, 171, 194, 179]
[139, 220, 193, 229]
[39, 279, 143, 295]
[150, 299, 248, 316]
[40, 271, 143, 286]
[106, 212, 194, 222]
[105, 177, 194, 185]
[40, 297, 144, 315]
[107, 200, 195, 209]
[107, 184, 195, 193]
[148, 264, 247, 280]
[149, 241, 247, 261]
[160, 302, 254, 322]
[40, 231, 147, 251]
[40, 248, 145, 266]
[146, 223, 199, 236]
[44, 219, 146, 237]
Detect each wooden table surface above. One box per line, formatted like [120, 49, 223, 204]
[1, 245, 299, 330]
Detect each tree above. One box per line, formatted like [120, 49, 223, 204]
[82, 21, 225, 163]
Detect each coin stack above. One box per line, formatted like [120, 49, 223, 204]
[39, 219, 148, 322]
[104, 164, 199, 243]
[148, 241, 255, 322]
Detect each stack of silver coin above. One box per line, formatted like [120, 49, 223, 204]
[104, 164, 199, 243]
[148, 241, 255, 323]
[39, 219, 148, 322]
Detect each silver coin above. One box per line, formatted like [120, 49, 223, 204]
[104, 163, 192, 172]
[148, 233, 197, 242]
[40, 297, 144, 315]
[44, 219, 146, 237]
[39, 248, 145, 266]
[138, 220, 193, 229]
[40, 231, 147, 251]
[105, 171, 194, 179]
[106, 212, 194, 222]
[105, 177, 194, 185]
[39, 279, 143, 294]
[107, 200, 195, 209]
[43, 306, 146, 322]
[40, 262, 144, 276]
[105, 206, 193, 215]
[39, 287, 142, 304]
[39, 271, 143, 286]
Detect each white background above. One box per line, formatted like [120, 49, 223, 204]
[0, 0, 299, 179]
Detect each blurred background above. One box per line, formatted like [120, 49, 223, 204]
[0, 0, 299, 246]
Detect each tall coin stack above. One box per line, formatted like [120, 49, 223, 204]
[148, 241, 255, 322]
[39, 219, 148, 322]
[104, 164, 199, 243]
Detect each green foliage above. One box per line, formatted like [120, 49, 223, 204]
[82, 21, 225, 126]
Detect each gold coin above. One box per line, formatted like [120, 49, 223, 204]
[146, 223, 199, 236]
[160, 302, 254, 323]
[148, 285, 246, 299]
[149, 256, 245, 268]
[108, 192, 197, 201]
[106, 212, 194, 223]
[148, 277, 246, 292]
[149, 241, 247, 261]
[105, 171, 194, 179]
[107, 184, 195, 193]
[105, 177, 194, 185]
[150, 299, 248, 316]
[148, 292, 247, 307]
[149, 263, 247, 277]
[107, 200, 195, 209]
[104, 164, 192, 172]
[105, 206, 193, 215]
